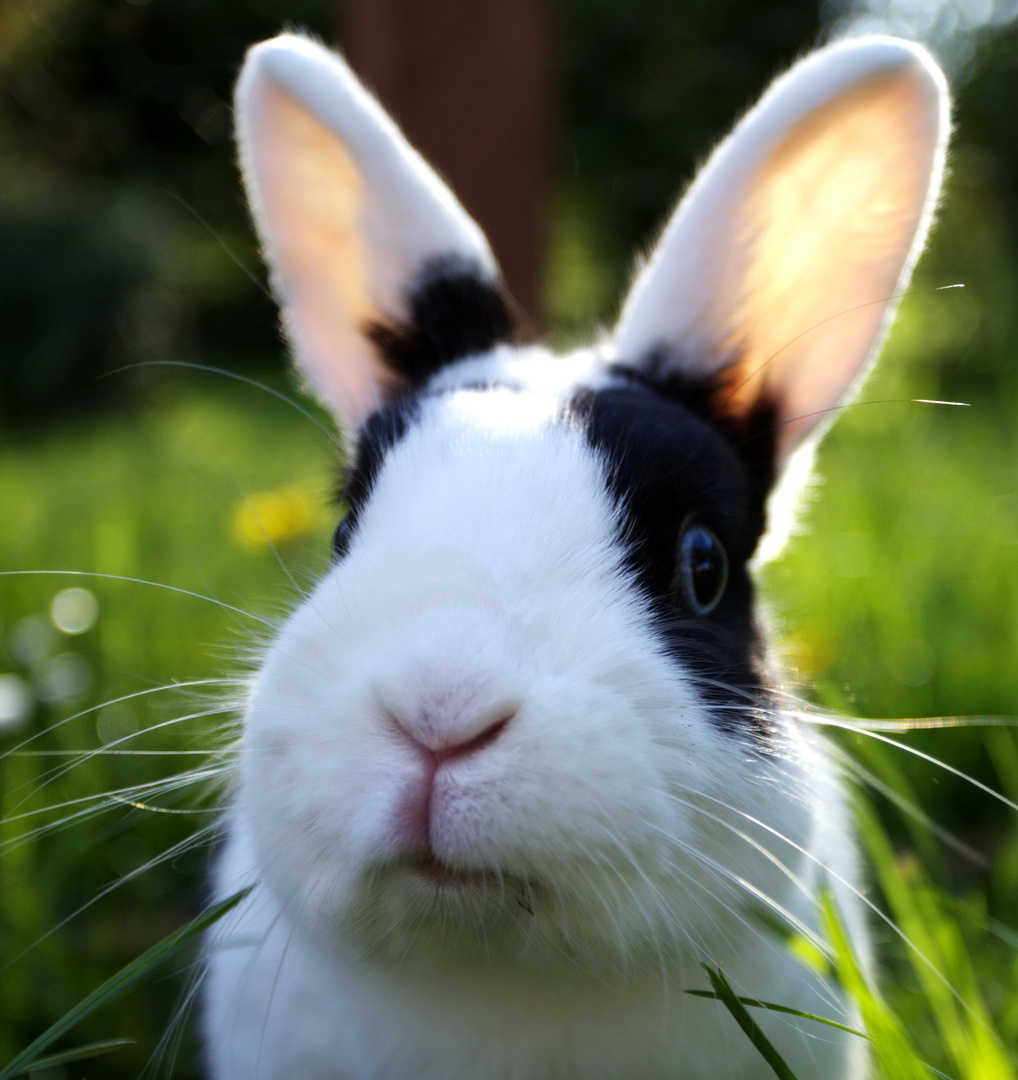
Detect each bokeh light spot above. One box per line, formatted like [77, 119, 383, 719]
[0, 673, 33, 733]
[96, 703, 139, 745]
[34, 653, 93, 705]
[886, 638, 936, 686]
[50, 587, 100, 635]
[10, 616, 58, 665]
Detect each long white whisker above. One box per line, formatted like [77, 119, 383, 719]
[5, 706, 233, 812]
[0, 569, 273, 624]
[834, 748, 986, 866]
[690, 787, 996, 1030]
[1, 679, 229, 760]
[807, 713, 1018, 815]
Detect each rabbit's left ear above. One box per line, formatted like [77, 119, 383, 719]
[235, 34, 507, 425]
[614, 37, 949, 458]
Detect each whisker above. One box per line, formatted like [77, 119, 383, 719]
[1, 679, 229, 761]
[3, 820, 223, 971]
[146, 962, 207, 1080]
[101, 359, 340, 448]
[0, 570, 273, 625]
[803, 713, 1018, 815]
[13, 749, 226, 756]
[718, 281, 966, 408]
[817, 714, 1018, 733]
[835, 749, 986, 868]
[158, 189, 275, 301]
[5, 706, 234, 811]
[652, 796, 827, 953]
[0, 769, 225, 852]
[688, 788, 994, 1030]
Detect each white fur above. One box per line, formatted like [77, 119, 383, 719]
[204, 32, 948, 1080]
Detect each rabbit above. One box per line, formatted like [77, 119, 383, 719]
[203, 31, 948, 1080]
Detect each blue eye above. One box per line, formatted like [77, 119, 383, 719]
[676, 522, 728, 615]
[332, 514, 355, 560]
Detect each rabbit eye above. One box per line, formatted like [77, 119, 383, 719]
[332, 514, 354, 560]
[675, 521, 728, 615]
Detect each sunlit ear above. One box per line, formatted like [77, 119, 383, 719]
[614, 37, 949, 459]
[235, 34, 500, 424]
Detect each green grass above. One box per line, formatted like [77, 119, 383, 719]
[0, 375, 336, 1077]
[0, 327, 1016, 1077]
[0, 889, 249, 1080]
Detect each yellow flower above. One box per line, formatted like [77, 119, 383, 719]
[231, 485, 322, 549]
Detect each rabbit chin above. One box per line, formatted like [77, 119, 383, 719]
[318, 853, 741, 974]
[224, 814, 803, 979]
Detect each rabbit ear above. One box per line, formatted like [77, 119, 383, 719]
[235, 34, 507, 425]
[614, 37, 949, 459]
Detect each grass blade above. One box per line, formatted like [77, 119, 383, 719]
[3, 1038, 133, 1077]
[701, 964, 799, 1080]
[820, 891, 934, 1080]
[684, 989, 869, 1040]
[0, 887, 251, 1080]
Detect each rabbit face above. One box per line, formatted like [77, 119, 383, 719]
[240, 332, 819, 972]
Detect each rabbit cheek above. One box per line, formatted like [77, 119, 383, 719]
[238, 698, 385, 935]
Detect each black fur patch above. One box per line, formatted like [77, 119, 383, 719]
[366, 255, 515, 388]
[332, 395, 421, 559]
[576, 368, 780, 742]
[335, 255, 514, 555]
[609, 358, 781, 511]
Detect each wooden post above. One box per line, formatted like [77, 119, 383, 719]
[341, 0, 551, 327]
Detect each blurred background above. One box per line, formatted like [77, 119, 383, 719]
[1, 1, 1017, 1076]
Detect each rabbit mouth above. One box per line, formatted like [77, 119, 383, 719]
[406, 852, 500, 891]
[379, 851, 537, 911]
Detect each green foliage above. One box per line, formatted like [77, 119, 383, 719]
[550, 0, 821, 338]
[0, 0, 337, 422]
[1, 889, 249, 1080]
[0, 377, 334, 1077]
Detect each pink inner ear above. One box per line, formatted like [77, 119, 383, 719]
[236, 35, 502, 428]
[720, 68, 943, 453]
[613, 42, 947, 461]
[247, 80, 393, 421]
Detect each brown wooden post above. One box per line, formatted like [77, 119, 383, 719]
[341, 0, 551, 328]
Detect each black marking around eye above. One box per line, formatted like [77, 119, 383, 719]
[608, 356, 781, 511]
[571, 378, 776, 743]
[366, 255, 515, 388]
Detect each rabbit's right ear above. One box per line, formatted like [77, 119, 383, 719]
[235, 34, 509, 426]
[614, 37, 948, 461]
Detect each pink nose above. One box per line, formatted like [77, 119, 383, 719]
[394, 708, 514, 764]
[431, 711, 512, 762]
[388, 707, 514, 853]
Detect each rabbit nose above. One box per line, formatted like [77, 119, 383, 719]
[391, 705, 515, 764]
[432, 711, 513, 763]
[386, 703, 516, 854]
